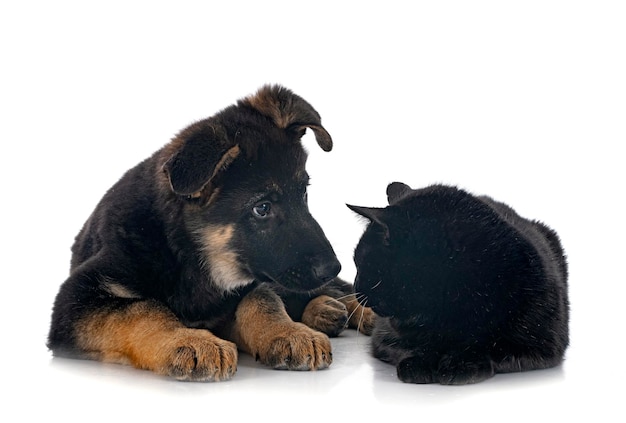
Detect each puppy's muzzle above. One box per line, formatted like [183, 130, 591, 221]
[311, 256, 341, 283]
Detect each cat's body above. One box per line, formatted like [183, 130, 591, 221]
[349, 183, 569, 384]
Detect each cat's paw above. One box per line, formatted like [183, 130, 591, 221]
[397, 356, 435, 384]
[255, 322, 332, 370]
[301, 295, 348, 337]
[436, 353, 495, 385]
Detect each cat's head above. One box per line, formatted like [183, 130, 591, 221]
[347, 182, 416, 317]
[347, 182, 461, 318]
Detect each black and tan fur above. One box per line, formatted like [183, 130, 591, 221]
[48, 85, 373, 381]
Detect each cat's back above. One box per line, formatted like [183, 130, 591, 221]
[398, 185, 518, 245]
[395, 185, 565, 290]
[405, 185, 563, 260]
[477, 194, 568, 283]
[402, 185, 505, 226]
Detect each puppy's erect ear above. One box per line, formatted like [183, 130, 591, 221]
[386, 182, 413, 205]
[163, 126, 240, 196]
[242, 84, 333, 152]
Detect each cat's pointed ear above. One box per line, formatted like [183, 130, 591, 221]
[346, 204, 384, 224]
[347, 204, 391, 245]
[386, 182, 413, 205]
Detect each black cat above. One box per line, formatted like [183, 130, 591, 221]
[349, 182, 569, 384]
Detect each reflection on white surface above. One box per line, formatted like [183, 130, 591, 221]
[31, 329, 575, 420]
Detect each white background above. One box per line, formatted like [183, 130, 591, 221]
[1, 1, 624, 421]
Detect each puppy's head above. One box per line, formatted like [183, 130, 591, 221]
[161, 85, 340, 293]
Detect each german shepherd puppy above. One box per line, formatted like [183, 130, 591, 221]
[48, 85, 373, 381]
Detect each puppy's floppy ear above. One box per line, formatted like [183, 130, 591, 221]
[242, 84, 333, 152]
[386, 182, 413, 205]
[163, 125, 240, 196]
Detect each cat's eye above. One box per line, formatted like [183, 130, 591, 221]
[252, 202, 272, 218]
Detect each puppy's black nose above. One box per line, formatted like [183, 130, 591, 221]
[312, 257, 341, 283]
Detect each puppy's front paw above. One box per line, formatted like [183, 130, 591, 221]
[301, 295, 348, 337]
[256, 322, 332, 370]
[156, 328, 238, 382]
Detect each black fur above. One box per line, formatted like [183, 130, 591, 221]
[349, 183, 569, 384]
[47, 85, 350, 371]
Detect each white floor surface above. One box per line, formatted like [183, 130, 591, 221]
[10, 317, 623, 421]
[13, 327, 605, 421]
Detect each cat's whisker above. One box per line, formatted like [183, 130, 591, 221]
[333, 292, 358, 302]
[345, 295, 365, 325]
[356, 298, 368, 338]
[345, 306, 359, 325]
[348, 294, 371, 342]
[371, 280, 383, 290]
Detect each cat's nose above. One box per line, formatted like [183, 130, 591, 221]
[312, 257, 341, 283]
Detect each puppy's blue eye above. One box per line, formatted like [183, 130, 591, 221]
[252, 202, 271, 218]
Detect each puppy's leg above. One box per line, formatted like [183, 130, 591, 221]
[49, 269, 237, 382]
[74, 300, 238, 381]
[229, 284, 332, 370]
